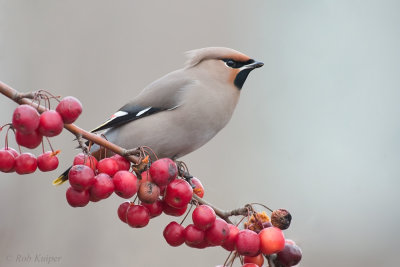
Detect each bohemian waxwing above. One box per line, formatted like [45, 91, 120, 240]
[54, 47, 263, 185]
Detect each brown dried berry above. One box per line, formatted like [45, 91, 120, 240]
[244, 211, 270, 233]
[271, 209, 292, 230]
[137, 181, 160, 204]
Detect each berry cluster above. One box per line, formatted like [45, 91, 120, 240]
[164, 208, 301, 267]
[116, 158, 203, 227]
[0, 96, 82, 175]
[66, 153, 302, 266]
[1, 93, 302, 267]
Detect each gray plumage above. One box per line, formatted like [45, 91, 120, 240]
[94, 47, 263, 159]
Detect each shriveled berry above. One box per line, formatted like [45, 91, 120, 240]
[68, 165, 95, 191]
[15, 153, 37, 174]
[141, 199, 163, 218]
[192, 205, 216, 231]
[126, 204, 150, 228]
[235, 229, 261, 257]
[164, 179, 193, 209]
[38, 110, 64, 137]
[97, 157, 119, 177]
[149, 158, 177, 186]
[66, 187, 89, 207]
[37, 151, 59, 172]
[56, 96, 82, 124]
[138, 181, 160, 204]
[117, 202, 132, 223]
[89, 173, 114, 201]
[222, 224, 239, 251]
[12, 104, 40, 134]
[0, 149, 15, 172]
[163, 221, 185, 247]
[15, 130, 42, 149]
[113, 170, 139, 199]
[205, 218, 230, 246]
[271, 209, 292, 230]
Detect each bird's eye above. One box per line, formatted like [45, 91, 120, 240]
[226, 60, 236, 68]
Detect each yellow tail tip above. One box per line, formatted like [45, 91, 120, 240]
[52, 176, 66, 186]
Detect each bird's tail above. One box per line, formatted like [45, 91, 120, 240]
[52, 167, 71, 186]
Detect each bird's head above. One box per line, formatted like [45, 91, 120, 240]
[185, 47, 264, 90]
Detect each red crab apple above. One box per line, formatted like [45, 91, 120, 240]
[141, 199, 163, 218]
[276, 242, 302, 267]
[149, 158, 177, 186]
[164, 179, 193, 209]
[38, 110, 64, 137]
[243, 254, 264, 267]
[192, 205, 216, 231]
[15, 153, 37, 174]
[111, 154, 130, 171]
[235, 229, 261, 257]
[259, 227, 285, 255]
[97, 157, 119, 177]
[68, 165, 95, 191]
[89, 173, 114, 201]
[162, 201, 187, 217]
[113, 170, 139, 199]
[0, 149, 15, 172]
[222, 224, 239, 251]
[117, 202, 132, 223]
[205, 218, 230, 246]
[73, 153, 98, 171]
[184, 224, 205, 247]
[15, 130, 42, 149]
[37, 151, 59, 172]
[0, 147, 19, 173]
[66, 187, 89, 207]
[163, 221, 185, 247]
[126, 204, 150, 228]
[56, 96, 82, 124]
[12, 104, 40, 134]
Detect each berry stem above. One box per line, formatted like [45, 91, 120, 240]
[179, 203, 194, 225]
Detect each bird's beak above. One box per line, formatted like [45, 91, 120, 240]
[245, 60, 264, 69]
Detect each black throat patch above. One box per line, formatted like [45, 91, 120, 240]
[234, 68, 253, 90]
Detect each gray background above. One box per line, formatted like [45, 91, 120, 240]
[1, 1, 399, 267]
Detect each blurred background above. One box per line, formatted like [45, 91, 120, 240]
[1, 1, 399, 266]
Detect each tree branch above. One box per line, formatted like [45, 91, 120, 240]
[0, 80, 141, 165]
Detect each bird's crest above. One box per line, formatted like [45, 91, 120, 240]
[184, 47, 250, 68]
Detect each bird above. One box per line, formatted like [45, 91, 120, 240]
[53, 47, 263, 185]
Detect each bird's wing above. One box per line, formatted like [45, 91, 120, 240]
[91, 69, 193, 132]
